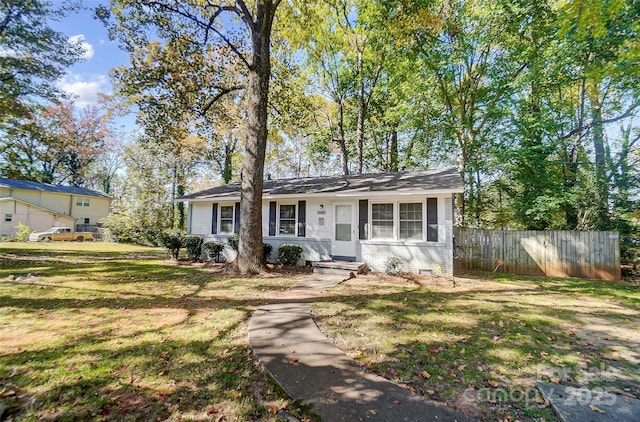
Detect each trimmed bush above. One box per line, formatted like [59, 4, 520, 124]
[203, 241, 225, 262]
[277, 244, 303, 266]
[263, 243, 273, 262]
[384, 256, 403, 275]
[183, 235, 204, 261]
[227, 234, 239, 251]
[156, 230, 184, 260]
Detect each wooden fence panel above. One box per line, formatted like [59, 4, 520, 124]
[453, 228, 620, 280]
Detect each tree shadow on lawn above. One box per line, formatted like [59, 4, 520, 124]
[0, 284, 309, 420]
[2, 256, 638, 421]
[310, 274, 640, 421]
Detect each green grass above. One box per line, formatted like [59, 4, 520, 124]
[0, 242, 314, 421]
[313, 271, 640, 421]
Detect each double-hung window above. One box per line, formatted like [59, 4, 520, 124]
[76, 198, 90, 207]
[220, 205, 234, 233]
[372, 203, 394, 238]
[279, 204, 296, 235]
[370, 199, 438, 241]
[399, 203, 423, 240]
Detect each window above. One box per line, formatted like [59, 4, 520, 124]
[5, 213, 12, 222]
[372, 203, 393, 238]
[84, 218, 90, 224]
[399, 203, 423, 240]
[368, 199, 438, 242]
[220, 205, 234, 233]
[76, 198, 90, 207]
[279, 204, 296, 234]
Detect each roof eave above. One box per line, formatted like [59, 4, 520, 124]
[178, 188, 463, 202]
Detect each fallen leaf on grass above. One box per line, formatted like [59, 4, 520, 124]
[287, 358, 299, 365]
[419, 371, 431, 379]
[207, 407, 219, 415]
[368, 409, 377, 415]
[426, 389, 435, 395]
[568, 331, 576, 337]
[429, 347, 442, 354]
[488, 380, 498, 387]
[68, 365, 78, 372]
[492, 335, 501, 342]
[589, 404, 605, 414]
[393, 400, 400, 405]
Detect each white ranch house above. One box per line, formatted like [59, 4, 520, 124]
[180, 167, 463, 276]
[0, 178, 111, 239]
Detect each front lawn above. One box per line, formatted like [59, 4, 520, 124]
[0, 242, 313, 421]
[313, 272, 640, 421]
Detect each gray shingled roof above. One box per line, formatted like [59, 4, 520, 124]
[0, 178, 111, 198]
[179, 167, 463, 200]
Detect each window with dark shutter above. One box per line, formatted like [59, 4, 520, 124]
[211, 203, 218, 234]
[234, 202, 240, 234]
[359, 200, 368, 239]
[297, 200, 306, 237]
[269, 201, 276, 236]
[427, 198, 438, 242]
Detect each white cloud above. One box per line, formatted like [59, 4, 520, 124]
[58, 73, 109, 107]
[69, 34, 94, 60]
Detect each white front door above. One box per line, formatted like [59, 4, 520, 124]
[332, 203, 356, 258]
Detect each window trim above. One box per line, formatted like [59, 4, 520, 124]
[371, 203, 395, 239]
[5, 213, 12, 222]
[399, 202, 424, 240]
[219, 204, 235, 234]
[76, 197, 90, 207]
[278, 203, 297, 236]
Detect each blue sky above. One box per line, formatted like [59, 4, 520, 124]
[51, 3, 136, 132]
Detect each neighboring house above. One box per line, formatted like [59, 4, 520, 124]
[179, 167, 464, 276]
[0, 178, 111, 238]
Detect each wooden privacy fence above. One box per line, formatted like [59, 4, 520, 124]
[453, 228, 621, 280]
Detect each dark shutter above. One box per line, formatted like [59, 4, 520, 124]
[234, 202, 240, 234]
[427, 198, 438, 242]
[297, 200, 306, 237]
[211, 203, 218, 234]
[268, 201, 277, 236]
[359, 199, 368, 240]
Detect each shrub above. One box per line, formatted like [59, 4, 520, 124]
[203, 241, 225, 262]
[183, 235, 204, 261]
[384, 256, 403, 276]
[13, 222, 32, 242]
[156, 230, 184, 259]
[277, 244, 303, 266]
[227, 234, 239, 251]
[263, 243, 273, 262]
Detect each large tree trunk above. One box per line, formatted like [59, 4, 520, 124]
[589, 81, 609, 228]
[336, 99, 349, 175]
[237, 1, 277, 274]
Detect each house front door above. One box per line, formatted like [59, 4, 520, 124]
[332, 203, 356, 259]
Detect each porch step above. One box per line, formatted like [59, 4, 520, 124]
[311, 261, 369, 277]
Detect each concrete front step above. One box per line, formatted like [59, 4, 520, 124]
[311, 261, 368, 277]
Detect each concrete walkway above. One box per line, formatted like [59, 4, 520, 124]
[248, 274, 475, 421]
